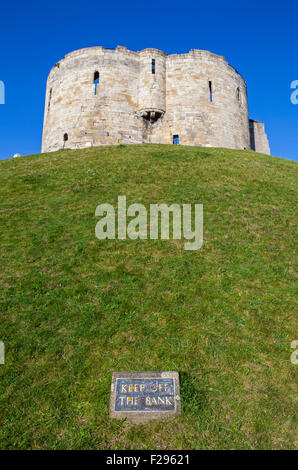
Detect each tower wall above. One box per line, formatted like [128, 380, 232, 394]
[150, 50, 250, 148]
[41, 46, 269, 154]
[249, 120, 270, 155]
[138, 49, 166, 113]
[42, 46, 142, 152]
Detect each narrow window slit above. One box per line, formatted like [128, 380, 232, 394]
[237, 87, 241, 102]
[94, 71, 99, 95]
[209, 81, 213, 102]
[152, 59, 155, 74]
[48, 88, 52, 111]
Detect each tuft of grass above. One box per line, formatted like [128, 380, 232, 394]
[0, 144, 297, 450]
[180, 372, 208, 417]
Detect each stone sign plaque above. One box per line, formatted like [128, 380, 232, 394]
[110, 371, 180, 423]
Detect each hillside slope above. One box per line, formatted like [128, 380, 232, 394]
[0, 145, 297, 449]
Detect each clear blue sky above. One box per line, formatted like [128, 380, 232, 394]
[0, 0, 297, 161]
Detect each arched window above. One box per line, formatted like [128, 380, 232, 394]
[94, 71, 99, 95]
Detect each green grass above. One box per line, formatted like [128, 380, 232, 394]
[0, 144, 297, 450]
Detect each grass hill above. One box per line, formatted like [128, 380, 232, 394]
[0, 144, 297, 450]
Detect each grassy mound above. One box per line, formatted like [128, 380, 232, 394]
[0, 144, 297, 449]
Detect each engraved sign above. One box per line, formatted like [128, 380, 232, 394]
[115, 378, 175, 411]
[110, 371, 180, 423]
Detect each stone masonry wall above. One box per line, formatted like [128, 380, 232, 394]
[42, 46, 270, 154]
[249, 120, 270, 155]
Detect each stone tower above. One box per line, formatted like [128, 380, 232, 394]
[41, 46, 270, 155]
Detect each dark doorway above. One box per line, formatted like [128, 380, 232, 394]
[63, 133, 68, 149]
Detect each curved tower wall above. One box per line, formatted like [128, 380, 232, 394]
[151, 50, 250, 148]
[42, 46, 142, 152]
[42, 46, 268, 154]
[138, 49, 166, 113]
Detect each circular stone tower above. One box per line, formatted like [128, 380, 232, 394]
[41, 46, 270, 154]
